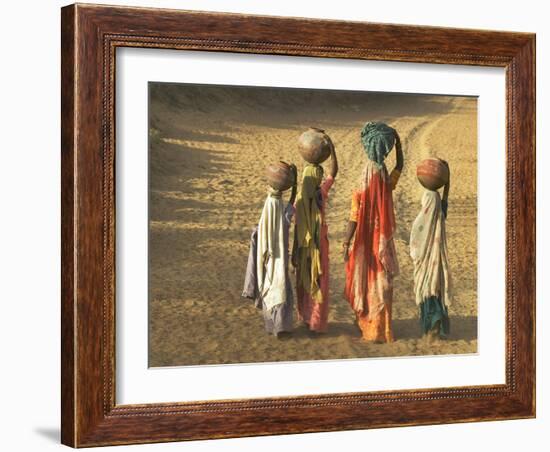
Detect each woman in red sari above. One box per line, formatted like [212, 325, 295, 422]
[343, 122, 403, 343]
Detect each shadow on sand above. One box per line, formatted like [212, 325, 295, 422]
[393, 315, 478, 342]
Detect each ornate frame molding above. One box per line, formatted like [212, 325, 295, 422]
[61, 4, 535, 447]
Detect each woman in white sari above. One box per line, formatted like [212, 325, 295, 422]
[243, 164, 297, 336]
[409, 162, 452, 341]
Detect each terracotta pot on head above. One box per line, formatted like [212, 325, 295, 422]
[416, 158, 449, 191]
[297, 127, 332, 164]
[266, 161, 294, 191]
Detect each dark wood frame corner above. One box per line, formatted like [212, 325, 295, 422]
[61, 3, 536, 447]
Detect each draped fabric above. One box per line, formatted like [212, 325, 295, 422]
[295, 164, 324, 303]
[345, 160, 399, 316]
[242, 227, 259, 301]
[243, 202, 295, 335]
[256, 190, 288, 311]
[410, 190, 452, 309]
[259, 204, 295, 335]
[361, 122, 396, 166]
[296, 175, 334, 332]
[420, 296, 450, 337]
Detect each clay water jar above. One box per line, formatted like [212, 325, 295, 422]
[297, 127, 332, 164]
[416, 158, 450, 191]
[266, 161, 294, 191]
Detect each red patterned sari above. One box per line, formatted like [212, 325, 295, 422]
[345, 160, 400, 342]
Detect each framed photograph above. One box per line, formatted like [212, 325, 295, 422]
[61, 3, 535, 447]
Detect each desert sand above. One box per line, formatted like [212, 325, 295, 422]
[148, 83, 478, 367]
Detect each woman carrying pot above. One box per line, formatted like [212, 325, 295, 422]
[293, 128, 338, 333]
[343, 122, 403, 343]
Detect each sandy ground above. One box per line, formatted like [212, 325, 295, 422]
[148, 83, 478, 367]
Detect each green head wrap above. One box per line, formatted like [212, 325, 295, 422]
[361, 122, 396, 165]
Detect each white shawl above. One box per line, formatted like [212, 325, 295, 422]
[409, 190, 452, 308]
[256, 192, 287, 311]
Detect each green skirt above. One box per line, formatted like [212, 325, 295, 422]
[419, 296, 450, 336]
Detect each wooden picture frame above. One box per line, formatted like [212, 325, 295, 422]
[61, 3, 535, 447]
